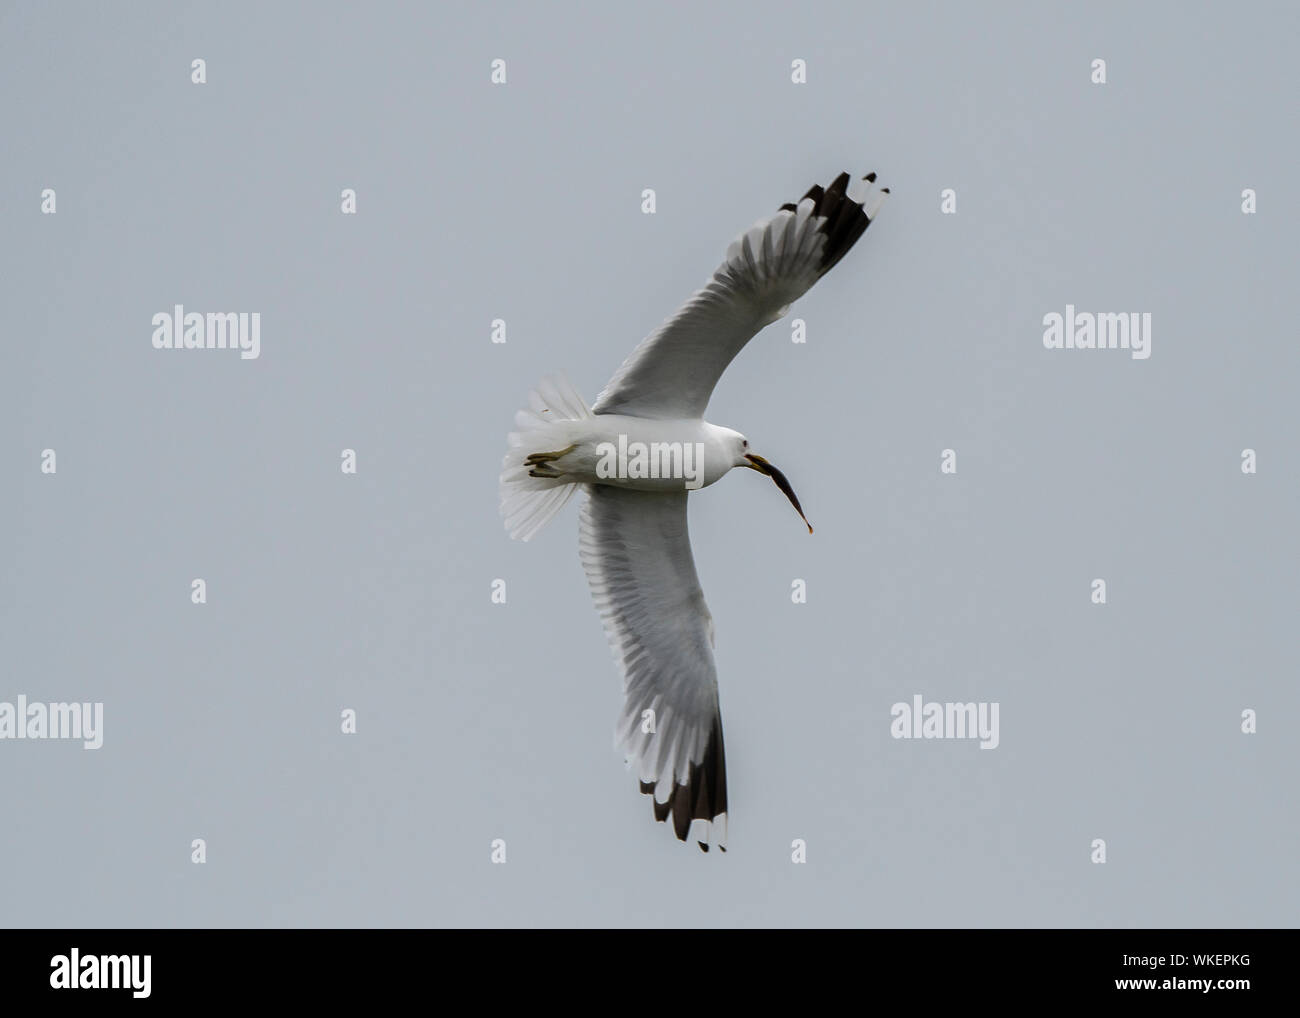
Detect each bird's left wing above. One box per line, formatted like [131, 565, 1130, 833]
[592, 171, 888, 420]
[578, 485, 728, 850]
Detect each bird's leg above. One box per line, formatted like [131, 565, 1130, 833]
[525, 443, 577, 478]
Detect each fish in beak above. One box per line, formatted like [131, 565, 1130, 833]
[744, 454, 813, 533]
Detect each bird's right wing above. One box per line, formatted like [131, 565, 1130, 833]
[578, 485, 728, 850]
[591, 171, 888, 420]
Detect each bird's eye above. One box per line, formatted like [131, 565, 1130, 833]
[742, 440, 748, 448]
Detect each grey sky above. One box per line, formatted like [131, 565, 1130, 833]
[1, 0, 1296, 927]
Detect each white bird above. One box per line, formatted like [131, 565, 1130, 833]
[500, 171, 888, 850]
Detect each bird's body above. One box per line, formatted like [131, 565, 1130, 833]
[518, 415, 743, 492]
[500, 170, 888, 850]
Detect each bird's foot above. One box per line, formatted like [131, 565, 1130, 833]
[525, 443, 576, 478]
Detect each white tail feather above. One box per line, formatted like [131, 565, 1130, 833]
[500, 373, 590, 541]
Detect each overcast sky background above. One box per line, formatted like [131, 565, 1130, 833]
[1, 0, 1296, 927]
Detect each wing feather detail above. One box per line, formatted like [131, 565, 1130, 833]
[592, 171, 888, 419]
[578, 486, 728, 850]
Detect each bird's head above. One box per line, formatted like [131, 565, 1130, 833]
[728, 431, 813, 534]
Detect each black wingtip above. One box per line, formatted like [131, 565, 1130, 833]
[638, 713, 728, 851]
[800, 169, 882, 275]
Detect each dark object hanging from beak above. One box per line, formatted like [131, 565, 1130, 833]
[744, 454, 813, 533]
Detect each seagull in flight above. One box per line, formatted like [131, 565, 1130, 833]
[500, 171, 888, 850]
